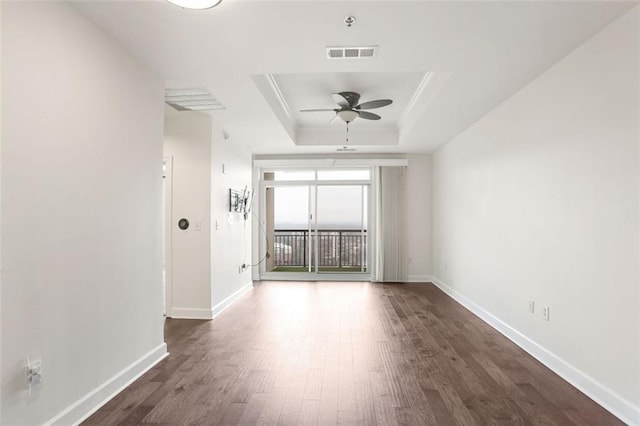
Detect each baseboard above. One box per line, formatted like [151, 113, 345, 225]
[169, 307, 214, 320]
[211, 281, 253, 319]
[430, 277, 640, 426]
[168, 282, 254, 320]
[45, 343, 168, 426]
[407, 274, 434, 283]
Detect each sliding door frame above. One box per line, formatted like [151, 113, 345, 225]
[258, 170, 375, 281]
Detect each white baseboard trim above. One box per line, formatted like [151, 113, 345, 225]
[168, 282, 254, 320]
[169, 307, 215, 320]
[430, 276, 640, 426]
[407, 275, 434, 283]
[211, 281, 253, 320]
[45, 343, 168, 426]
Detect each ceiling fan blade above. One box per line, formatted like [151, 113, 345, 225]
[357, 111, 381, 120]
[332, 91, 360, 108]
[331, 94, 350, 108]
[355, 99, 393, 110]
[300, 108, 336, 112]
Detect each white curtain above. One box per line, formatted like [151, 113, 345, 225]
[373, 166, 408, 282]
[373, 167, 384, 282]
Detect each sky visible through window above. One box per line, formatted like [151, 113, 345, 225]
[272, 170, 369, 230]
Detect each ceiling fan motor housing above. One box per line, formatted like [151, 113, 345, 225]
[336, 91, 361, 107]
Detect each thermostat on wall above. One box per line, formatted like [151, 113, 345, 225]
[178, 218, 190, 230]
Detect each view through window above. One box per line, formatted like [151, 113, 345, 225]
[264, 169, 370, 275]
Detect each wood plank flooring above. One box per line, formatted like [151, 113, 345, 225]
[83, 282, 622, 425]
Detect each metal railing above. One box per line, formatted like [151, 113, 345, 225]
[273, 229, 367, 270]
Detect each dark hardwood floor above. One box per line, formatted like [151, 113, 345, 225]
[83, 282, 622, 425]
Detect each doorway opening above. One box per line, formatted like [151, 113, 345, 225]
[260, 168, 371, 280]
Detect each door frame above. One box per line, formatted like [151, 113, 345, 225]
[258, 171, 374, 281]
[163, 156, 174, 316]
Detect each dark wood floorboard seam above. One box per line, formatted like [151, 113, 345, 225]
[83, 282, 622, 426]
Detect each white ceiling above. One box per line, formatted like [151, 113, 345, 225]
[72, 0, 636, 154]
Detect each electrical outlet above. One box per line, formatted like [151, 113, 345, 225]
[528, 301, 535, 314]
[543, 307, 550, 321]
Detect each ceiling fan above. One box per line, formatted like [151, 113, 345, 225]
[300, 91, 393, 124]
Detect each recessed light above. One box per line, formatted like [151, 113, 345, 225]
[166, 0, 222, 10]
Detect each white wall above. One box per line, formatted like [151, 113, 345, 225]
[210, 118, 253, 310]
[1, 3, 166, 424]
[164, 112, 213, 318]
[164, 113, 253, 318]
[406, 154, 433, 281]
[0, 4, 4, 421]
[432, 7, 639, 423]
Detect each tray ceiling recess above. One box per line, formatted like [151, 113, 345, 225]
[251, 71, 450, 147]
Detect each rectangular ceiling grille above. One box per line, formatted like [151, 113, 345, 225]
[326, 46, 378, 60]
[165, 87, 225, 111]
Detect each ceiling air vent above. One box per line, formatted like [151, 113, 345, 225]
[165, 87, 225, 112]
[326, 46, 378, 60]
[337, 146, 357, 152]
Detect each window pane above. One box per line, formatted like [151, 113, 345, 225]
[317, 169, 370, 181]
[316, 185, 367, 273]
[269, 186, 310, 272]
[317, 186, 363, 230]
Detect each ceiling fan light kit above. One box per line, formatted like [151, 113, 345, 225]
[166, 0, 222, 10]
[337, 110, 358, 123]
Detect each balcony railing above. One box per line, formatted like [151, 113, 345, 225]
[273, 229, 367, 270]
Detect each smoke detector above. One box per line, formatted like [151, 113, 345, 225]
[344, 16, 356, 27]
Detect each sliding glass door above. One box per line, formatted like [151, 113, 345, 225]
[315, 185, 367, 274]
[261, 169, 371, 280]
[266, 185, 312, 273]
